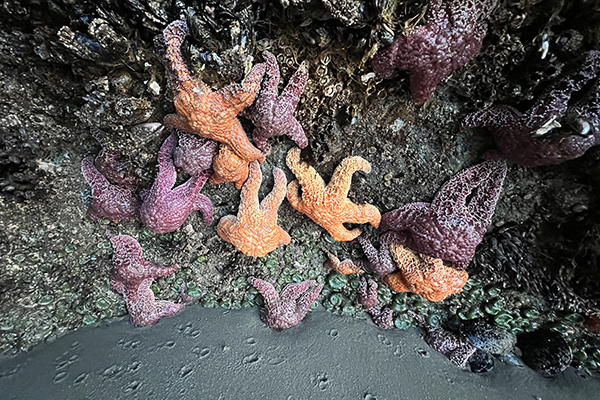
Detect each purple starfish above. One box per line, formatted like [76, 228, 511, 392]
[463, 50, 600, 166]
[107, 231, 183, 326]
[372, 0, 499, 104]
[380, 160, 507, 270]
[140, 134, 213, 233]
[240, 50, 309, 154]
[81, 157, 141, 222]
[410, 312, 476, 369]
[248, 276, 323, 331]
[94, 147, 141, 187]
[173, 130, 218, 177]
[357, 277, 394, 329]
[357, 236, 397, 278]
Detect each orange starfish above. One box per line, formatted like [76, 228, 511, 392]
[209, 143, 249, 189]
[217, 161, 291, 257]
[324, 251, 364, 274]
[158, 20, 265, 163]
[382, 243, 468, 302]
[286, 147, 381, 241]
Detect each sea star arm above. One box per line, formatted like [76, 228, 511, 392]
[260, 167, 287, 213]
[380, 202, 431, 232]
[295, 282, 323, 316]
[286, 147, 326, 204]
[215, 63, 267, 118]
[286, 118, 309, 149]
[248, 277, 279, 307]
[279, 60, 309, 113]
[237, 161, 262, 221]
[81, 156, 110, 196]
[154, 134, 178, 195]
[462, 105, 522, 131]
[325, 156, 371, 202]
[357, 237, 397, 277]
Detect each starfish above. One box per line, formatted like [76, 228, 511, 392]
[383, 243, 468, 302]
[357, 236, 398, 278]
[173, 130, 217, 177]
[357, 278, 394, 329]
[240, 50, 309, 154]
[140, 134, 213, 233]
[380, 160, 507, 270]
[208, 143, 250, 189]
[248, 276, 323, 331]
[285, 147, 381, 241]
[217, 161, 290, 257]
[324, 251, 364, 275]
[372, 0, 499, 104]
[107, 231, 183, 326]
[410, 312, 476, 369]
[81, 156, 141, 223]
[156, 20, 266, 163]
[90, 127, 140, 187]
[462, 50, 600, 166]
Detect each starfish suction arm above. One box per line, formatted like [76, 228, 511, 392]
[248, 277, 279, 307]
[279, 280, 316, 303]
[286, 147, 326, 204]
[81, 156, 110, 193]
[217, 63, 267, 117]
[286, 119, 309, 149]
[238, 161, 262, 219]
[280, 60, 309, 111]
[154, 134, 178, 194]
[326, 156, 372, 201]
[260, 167, 287, 213]
[296, 282, 323, 315]
[262, 50, 281, 98]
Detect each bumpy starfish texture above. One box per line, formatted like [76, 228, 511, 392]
[381, 160, 507, 270]
[372, 0, 499, 104]
[463, 50, 600, 166]
[324, 251, 364, 274]
[90, 127, 141, 187]
[240, 50, 309, 154]
[217, 162, 290, 257]
[357, 236, 398, 278]
[81, 156, 141, 222]
[156, 20, 265, 163]
[140, 134, 213, 233]
[286, 147, 381, 241]
[173, 130, 217, 177]
[209, 143, 250, 189]
[410, 312, 476, 369]
[248, 276, 323, 330]
[383, 243, 468, 301]
[107, 232, 183, 326]
[357, 278, 394, 329]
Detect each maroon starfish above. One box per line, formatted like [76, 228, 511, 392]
[240, 50, 309, 154]
[380, 160, 507, 270]
[173, 130, 218, 177]
[81, 156, 141, 222]
[248, 276, 323, 331]
[357, 277, 394, 329]
[140, 134, 213, 233]
[372, 0, 499, 104]
[107, 231, 183, 326]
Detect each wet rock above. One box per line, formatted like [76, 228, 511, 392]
[518, 330, 573, 377]
[460, 320, 516, 355]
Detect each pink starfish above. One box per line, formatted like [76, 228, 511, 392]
[173, 130, 218, 177]
[107, 231, 183, 326]
[81, 156, 141, 222]
[140, 134, 213, 233]
[248, 276, 323, 331]
[240, 50, 309, 154]
[357, 277, 394, 329]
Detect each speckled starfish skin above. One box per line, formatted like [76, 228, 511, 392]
[81, 157, 141, 222]
[157, 20, 265, 163]
[95, 147, 140, 187]
[286, 147, 381, 241]
[380, 160, 507, 270]
[240, 50, 309, 154]
[383, 243, 468, 301]
[173, 130, 217, 177]
[107, 232, 183, 326]
[140, 134, 213, 233]
[217, 162, 290, 257]
[372, 0, 499, 104]
[208, 143, 250, 189]
[324, 251, 364, 274]
[357, 236, 398, 278]
[357, 278, 394, 329]
[462, 50, 600, 166]
[410, 312, 476, 369]
[248, 276, 323, 331]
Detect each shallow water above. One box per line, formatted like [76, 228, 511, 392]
[1, 307, 598, 400]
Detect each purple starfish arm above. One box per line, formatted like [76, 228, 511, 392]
[372, 0, 499, 104]
[380, 160, 507, 270]
[463, 51, 600, 166]
[357, 277, 381, 309]
[81, 157, 141, 222]
[173, 130, 217, 177]
[357, 236, 397, 277]
[248, 276, 323, 331]
[140, 134, 213, 233]
[241, 50, 309, 154]
[106, 232, 182, 326]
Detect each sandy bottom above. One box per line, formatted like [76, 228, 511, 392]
[1, 307, 598, 400]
